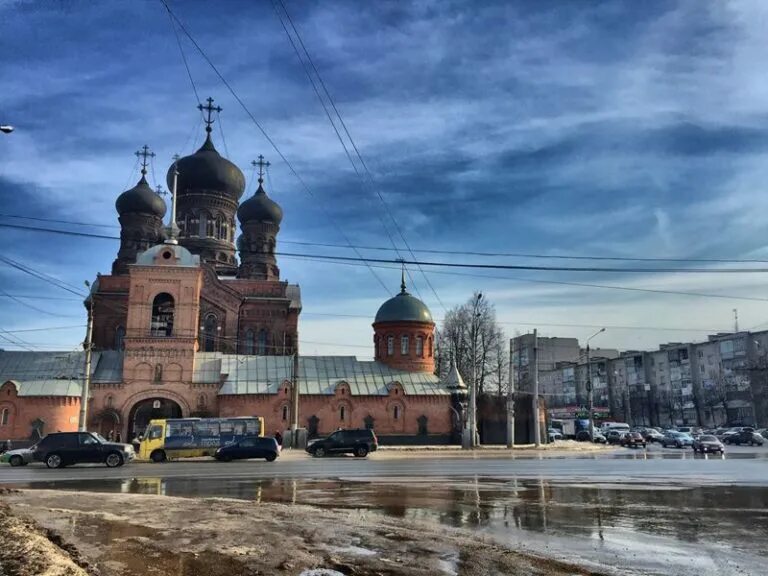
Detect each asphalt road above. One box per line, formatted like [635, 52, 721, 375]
[1, 444, 767, 485]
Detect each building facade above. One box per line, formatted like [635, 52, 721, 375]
[0, 102, 466, 444]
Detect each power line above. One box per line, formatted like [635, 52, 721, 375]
[163, 0, 201, 106]
[272, 0, 445, 311]
[0, 213, 117, 229]
[0, 325, 86, 334]
[0, 255, 87, 297]
[158, 0, 391, 295]
[0, 287, 81, 318]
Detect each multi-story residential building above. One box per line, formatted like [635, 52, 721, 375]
[510, 335, 580, 396]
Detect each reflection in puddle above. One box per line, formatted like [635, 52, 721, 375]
[20, 476, 768, 576]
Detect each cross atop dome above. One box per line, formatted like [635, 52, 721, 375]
[399, 260, 408, 294]
[251, 155, 270, 186]
[198, 97, 222, 134]
[135, 145, 155, 176]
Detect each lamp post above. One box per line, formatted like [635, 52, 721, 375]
[585, 328, 606, 439]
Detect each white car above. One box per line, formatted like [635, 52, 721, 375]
[548, 428, 563, 441]
[0, 447, 34, 467]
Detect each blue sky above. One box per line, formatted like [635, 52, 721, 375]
[3, 0, 768, 357]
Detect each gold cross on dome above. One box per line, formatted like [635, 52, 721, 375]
[134, 145, 155, 176]
[198, 97, 222, 133]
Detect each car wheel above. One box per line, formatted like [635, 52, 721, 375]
[45, 453, 63, 469]
[105, 452, 123, 468]
[265, 453, 277, 462]
[314, 447, 326, 458]
[354, 446, 369, 458]
[9, 455, 23, 467]
[150, 450, 166, 463]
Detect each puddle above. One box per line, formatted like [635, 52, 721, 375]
[328, 545, 377, 557]
[14, 476, 768, 576]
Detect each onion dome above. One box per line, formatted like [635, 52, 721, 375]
[237, 183, 283, 225]
[374, 273, 433, 323]
[236, 233, 246, 253]
[115, 175, 167, 217]
[167, 134, 245, 200]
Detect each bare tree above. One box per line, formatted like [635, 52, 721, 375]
[439, 293, 507, 395]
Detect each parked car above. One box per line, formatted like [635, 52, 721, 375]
[692, 435, 724, 454]
[756, 428, 768, 440]
[606, 430, 627, 445]
[32, 431, 134, 468]
[306, 428, 378, 457]
[620, 432, 647, 449]
[548, 428, 563, 442]
[214, 436, 279, 462]
[575, 430, 607, 443]
[642, 429, 665, 443]
[723, 430, 765, 446]
[661, 431, 693, 448]
[0, 447, 35, 467]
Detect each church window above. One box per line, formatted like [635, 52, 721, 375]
[150, 293, 175, 337]
[428, 337, 433, 357]
[393, 405, 400, 420]
[205, 214, 215, 237]
[105, 395, 113, 408]
[401, 335, 409, 355]
[0, 408, 8, 426]
[189, 214, 199, 236]
[416, 336, 423, 357]
[154, 364, 163, 383]
[198, 394, 207, 408]
[258, 329, 268, 355]
[282, 405, 288, 421]
[203, 314, 218, 352]
[387, 336, 394, 356]
[340, 406, 346, 421]
[245, 330, 255, 355]
[178, 216, 186, 236]
[215, 216, 223, 239]
[222, 220, 229, 241]
[115, 326, 126, 351]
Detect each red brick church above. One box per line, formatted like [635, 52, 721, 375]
[0, 100, 466, 444]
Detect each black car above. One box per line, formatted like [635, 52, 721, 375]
[692, 435, 724, 454]
[32, 432, 135, 468]
[214, 437, 279, 462]
[306, 428, 378, 457]
[723, 430, 765, 446]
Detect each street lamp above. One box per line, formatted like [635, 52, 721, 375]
[469, 292, 482, 448]
[585, 328, 606, 439]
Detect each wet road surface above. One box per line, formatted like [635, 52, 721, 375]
[3, 445, 767, 575]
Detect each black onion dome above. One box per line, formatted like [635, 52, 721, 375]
[115, 175, 167, 217]
[167, 134, 245, 199]
[237, 184, 283, 225]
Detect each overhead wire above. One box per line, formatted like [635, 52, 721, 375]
[158, 0, 391, 295]
[272, 0, 443, 309]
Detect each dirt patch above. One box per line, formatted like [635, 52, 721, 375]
[0, 500, 91, 576]
[2, 489, 609, 576]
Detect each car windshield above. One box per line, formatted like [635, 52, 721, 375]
[700, 435, 717, 442]
[92, 433, 108, 443]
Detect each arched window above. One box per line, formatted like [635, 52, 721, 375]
[215, 216, 223, 239]
[203, 314, 217, 352]
[258, 329, 268, 355]
[340, 405, 346, 421]
[154, 364, 163, 383]
[115, 326, 126, 351]
[0, 408, 9, 426]
[178, 215, 187, 236]
[206, 214, 215, 237]
[105, 395, 113, 408]
[401, 335, 409, 355]
[150, 293, 175, 337]
[198, 394, 207, 408]
[393, 405, 400, 420]
[428, 336, 433, 357]
[245, 330, 255, 355]
[189, 213, 200, 237]
[387, 336, 394, 356]
[222, 219, 229, 241]
[416, 336, 424, 357]
[282, 405, 288, 421]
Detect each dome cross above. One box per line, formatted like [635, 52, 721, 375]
[198, 97, 222, 134]
[252, 155, 270, 185]
[135, 145, 155, 176]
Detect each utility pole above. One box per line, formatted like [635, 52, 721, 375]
[507, 338, 515, 448]
[585, 328, 606, 439]
[291, 334, 300, 448]
[78, 281, 94, 432]
[533, 329, 540, 447]
[469, 293, 482, 448]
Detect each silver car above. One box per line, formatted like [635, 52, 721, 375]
[1, 447, 34, 467]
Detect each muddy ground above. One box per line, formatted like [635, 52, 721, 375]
[0, 488, 606, 576]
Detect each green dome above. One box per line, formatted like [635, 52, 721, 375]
[374, 279, 433, 323]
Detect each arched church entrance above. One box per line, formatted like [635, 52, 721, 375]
[128, 398, 182, 441]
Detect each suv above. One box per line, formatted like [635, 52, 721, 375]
[306, 429, 378, 458]
[723, 430, 765, 446]
[33, 432, 134, 468]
